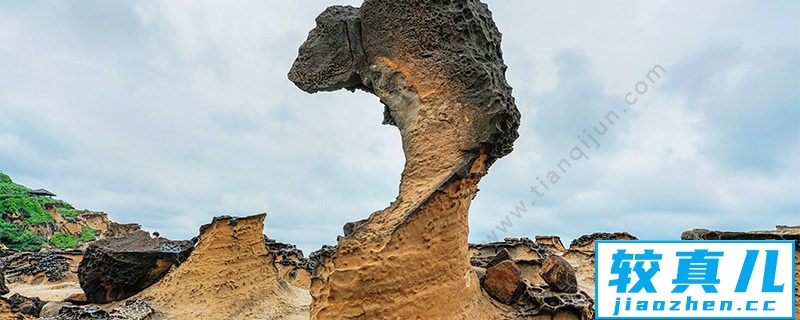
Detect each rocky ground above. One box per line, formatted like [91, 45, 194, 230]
[0, 223, 795, 320]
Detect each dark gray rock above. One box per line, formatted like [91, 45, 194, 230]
[1, 251, 72, 283]
[568, 232, 638, 251]
[78, 231, 193, 303]
[0, 272, 8, 295]
[3, 293, 45, 317]
[515, 283, 594, 320]
[682, 226, 799, 248]
[41, 305, 111, 320]
[487, 248, 512, 268]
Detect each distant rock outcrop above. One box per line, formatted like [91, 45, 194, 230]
[681, 225, 799, 243]
[49, 207, 141, 240]
[290, 0, 520, 318]
[77, 231, 193, 303]
[682, 225, 800, 313]
[1, 251, 74, 284]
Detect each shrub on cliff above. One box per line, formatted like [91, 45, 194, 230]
[0, 173, 28, 198]
[0, 174, 58, 224]
[0, 219, 45, 251]
[50, 232, 79, 248]
[79, 225, 96, 242]
[57, 207, 79, 221]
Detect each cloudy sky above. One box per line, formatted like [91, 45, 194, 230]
[1, 1, 797, 253]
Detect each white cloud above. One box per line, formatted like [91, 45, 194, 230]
[2, 1, 798, 253]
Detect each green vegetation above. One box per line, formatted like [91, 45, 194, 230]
[1, 197, 42, 215]
[57, 207, 79, 221]
[24, 209, 55, 224]
[0, 219, 45, 251]
[79, 225, 96, 242]
[0, 173, 74, 224]
[40, 197, 75, 209]
[0, 173, 28, 198]
[50, 232, 78, 248]
[0, 173, 91, 251]
[49, 226, 96, 248]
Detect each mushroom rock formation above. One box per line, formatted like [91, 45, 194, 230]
[289, 0, 520, 318]
[135, 214, 310, 320]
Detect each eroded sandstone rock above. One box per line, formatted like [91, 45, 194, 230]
[562, 232, 637, 297]
[266, 236, 313, 289]
[1, 251, 73, 284]
[77, 231, 193, 303]
[514, 284, 594, 320]
[469, 236, 599, 319]
[290, 1, 520, 317]
[134, 214, 309, 320]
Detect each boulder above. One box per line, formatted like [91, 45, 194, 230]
[77, 231, 193, 303]
[3, 293, 45, 317]
[39, 301, 73, 318]
[486, 248, 512, 268]
[0, 298, 29, 320]
[539, 254, 578, 293]
[483, 260, 524, 304]
[63, 293, 87, 305]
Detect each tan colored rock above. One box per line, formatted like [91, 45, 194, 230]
[289, 0, 520, 319]
[562, 232, 638, 297]
[535, 236, 567, 254]
[539, 254, 578, 293]
[63, 293, 86, 304]
[135, 214, 309, 320]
